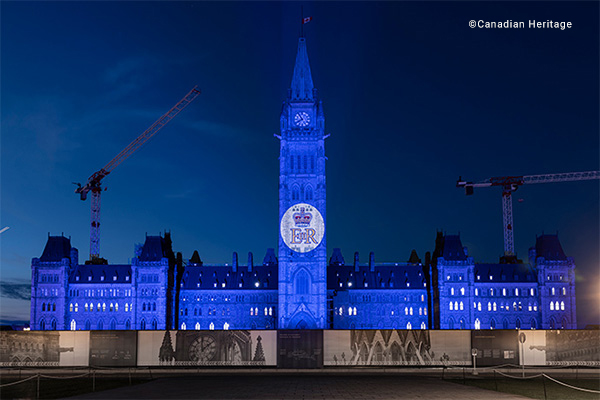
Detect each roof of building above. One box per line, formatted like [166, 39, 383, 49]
[40, 236, 72, 262]
[179, 265, 277, 291]
[69, 264, 131, 284]
[535, 234, 567, 261]
[290, 37, 315, 101]
[139, 235, 172, 262]
[473, 263, 537, 283]
[328, 264, 427, 291]
[441, 235, 468, 261]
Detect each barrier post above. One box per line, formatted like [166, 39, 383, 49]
[471, 348, 478, 376]
[493, 370, 498, 391]
[542, 375, 547, 400]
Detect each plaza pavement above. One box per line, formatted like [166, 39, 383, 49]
[67, 373, 531, 399]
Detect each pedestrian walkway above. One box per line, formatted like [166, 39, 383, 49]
[68, 374, 530, 399]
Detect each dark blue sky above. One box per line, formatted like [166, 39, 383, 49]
[1, 2, 598, 326]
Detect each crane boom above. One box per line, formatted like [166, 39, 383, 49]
[75, 86, 201, 262]
[456, 170, 600, 260]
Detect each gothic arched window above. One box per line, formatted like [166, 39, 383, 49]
[305, 186, 313, 201]
[292, 186, 300, 201]
[39, 319, 45, 330]
[70, 320, 76, 331]
[295, 270, 309, 295]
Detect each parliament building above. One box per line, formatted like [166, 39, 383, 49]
[30, 36, 577, 332]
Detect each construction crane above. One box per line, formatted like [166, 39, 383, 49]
[456, 171, 600, 261]
[75, 86, 201, 264]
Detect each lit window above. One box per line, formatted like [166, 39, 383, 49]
[255, 282, 260, 288]
[348, 281, 353, 287]
[534, 304, 538, 311]
[449, 302, 453, 311]
[528, 304, 532, 312]
[75, 303, 78, 312]
[97, 303, 101, 312]
[348, 307, 352, 316]
[460, 288, 465, 296]
[421, 294, 425, 302]
[102, 303, 106, 312]
[550, 302, 554, 311]
[421, 322, 426, 329]
[407, 322, 412, 330]
[224, 322, 230, 330]
[474, 319, 481, 330]
[405, 307, 408, 315]
[490, 288, 494, 296]
[410, 307, 413, 315]
[447, 275, 450, 281]
[475, 288, 479, 296]
[562, 287, 566, 296]
[551, 287, 555, 296]
[502, 288, 507, 296]
[209, 322, 214, 330]
[125, 303, 129, 312]
[488, 302, 491, 311]
[455, 302, 458, 311]
[459, 301, 463, 310]
[70, 319, 76, 331]
[181, 322, 186, 330]
[493, 302, 497, 311]
[477, 302, 481, 311]
[530, 288, 535, 296]
[339, 307, 343, 315]
[419, 307, 422, 315]
[195, 322, 200, 330]
[115, 303, 119, 312]
[255, 307, 258, 316]
[250, 308, 254, 316]
[85, 303, 88, 312]
[489, 275, 493, 281]
[555, 301, 560, 310]
[90, 303, 94, 312]
[69, 304, 73, 312]
[451, 288, 454, 296]
[269, 307, 273, 316]
[110, 303, 114, 312]
[515, 288, 519, 296]
[353, 307, 357, 316]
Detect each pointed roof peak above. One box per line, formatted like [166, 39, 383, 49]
[290, 37, 315, 101]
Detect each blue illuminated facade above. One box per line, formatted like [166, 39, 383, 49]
[30, 35, 578, 331]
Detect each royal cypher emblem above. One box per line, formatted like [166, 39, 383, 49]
[280, 203, 324, 253]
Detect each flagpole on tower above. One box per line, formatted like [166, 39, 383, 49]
[301, 5, 304, 37]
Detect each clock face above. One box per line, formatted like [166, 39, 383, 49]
[294, 112, 310, 127]
[189, 335, 217, 362]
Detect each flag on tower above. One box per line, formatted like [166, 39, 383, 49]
[303, 16, 312, 24]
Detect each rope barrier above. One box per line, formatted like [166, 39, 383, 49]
[0, 374, 39, 388]
[542, 374, 600, 394]
[493, 369, 543, 379]
[38, 372, 90, 379]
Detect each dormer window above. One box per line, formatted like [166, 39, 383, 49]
[76, 276, 80, 282]
[88, 275, 92, 282]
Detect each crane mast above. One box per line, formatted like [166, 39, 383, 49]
[75, 86, 201, 263]
[457, 171, 600, 261]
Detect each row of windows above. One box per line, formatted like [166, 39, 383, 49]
[38, 288, 58, 296]
[338, 306, 428, 317]
[549, 301, 566, 311]
[447, 317, 538, 330]
[70, 302, 133, 313]
[141, 274, 159, 283]
[180, 322, 227, 330]
[74, 273, 130, 282]
[41, 303, 56, 312]
[68, 289, 132, 297]
[39, 274, 58, 283]
[291, 186, 314, 202]
[182, 280, 266, 289]
[289, 155, 316, 173]
[181, 294, 276, 303]
[340, 281, 426, 289]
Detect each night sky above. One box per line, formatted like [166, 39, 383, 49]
[1, 2, 598, 327]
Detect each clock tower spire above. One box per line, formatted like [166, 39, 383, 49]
[277, 36, 327, 329]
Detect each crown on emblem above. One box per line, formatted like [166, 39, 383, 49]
[293, 207, 312, 227]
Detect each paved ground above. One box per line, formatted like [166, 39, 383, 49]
[67, 374, 531, 399]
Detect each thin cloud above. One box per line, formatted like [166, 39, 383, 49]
[1, 281, 31, 301]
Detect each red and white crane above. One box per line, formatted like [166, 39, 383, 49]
[456, 171, 600, 259]
[75, 86, 201, 263]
